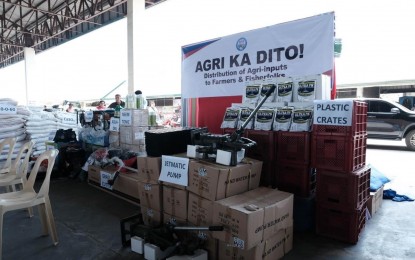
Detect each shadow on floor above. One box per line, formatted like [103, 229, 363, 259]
[3, 176, 415, 259]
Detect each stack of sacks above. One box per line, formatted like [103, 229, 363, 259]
[25, 108, 80, 156]
[25, 109, 59, 156]
[54, 110, 80, 137]
[0, 99, 29, 167]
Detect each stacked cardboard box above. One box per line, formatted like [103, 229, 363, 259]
[119, 109, 149, 155]
[187, 158, 263, 259]
[163, 185, 188, 225]
[136, 156, 163, 226]
[87, 165, 142, 203]
[87, 156, 164, 226]
[212, 187, 294, 258]
[186, 159, 262, 202]
[217, 227, 293, 260]
[185, 158, 263, 229]
[139, 180, 163, 226]
[90, 152, 270, 259]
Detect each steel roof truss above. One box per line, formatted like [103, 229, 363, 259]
[0, 0, 167, 68]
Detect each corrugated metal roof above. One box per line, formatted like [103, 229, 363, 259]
[0, 0, 167, 69]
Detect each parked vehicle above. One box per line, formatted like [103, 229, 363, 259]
[357, 98, 415, 151]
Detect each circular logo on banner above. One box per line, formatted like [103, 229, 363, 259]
[236, 37, 247, 51]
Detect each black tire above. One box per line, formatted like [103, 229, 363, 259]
[405, 130, 415, 151]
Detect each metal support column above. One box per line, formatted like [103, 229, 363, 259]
[127, 0, 145, 95]
[24, 47, 37, 105]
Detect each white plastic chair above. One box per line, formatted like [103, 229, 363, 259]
[0, 149, 59, 258]
[0, 138, 17, 174]
[0, 140, 35, 192]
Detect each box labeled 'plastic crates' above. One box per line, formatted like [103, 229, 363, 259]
[276, 163, 316, 198]
[316, 202, 367, 244]
[311, 134, 367, 173]
[316, 166, 370, 210]
[277, 131, 311, 164]
[312, 100, 367, 137]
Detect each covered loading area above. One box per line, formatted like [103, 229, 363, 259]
[0, 0, 168, 104]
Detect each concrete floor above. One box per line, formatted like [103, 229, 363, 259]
[2, 178, 141, 260]
[2, 143, 415, 259]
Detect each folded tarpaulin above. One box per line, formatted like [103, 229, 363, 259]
[383, 189, 414, 202]
[369, 164, 391, 192]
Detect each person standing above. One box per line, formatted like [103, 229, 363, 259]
[109, 94, 125, 109]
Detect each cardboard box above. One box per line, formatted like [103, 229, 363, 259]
[188, 192, 214, 226]
[137, 156, 162, 181]
[131, 127, 147, 146]
[187, 159, 262, 201]
[88, 165, 141, 199]
[212, 187, 293, 250]
[120, 126, 133, 144]
[163, 186, 188, 220]
[113, 172, 141, 199]
[217, 226, 293, 260]
[141, 206, 163, 227]
[120, 125, 147, 145]
[108, 131, 120, 148]
[120, 109, 149, 127]
[368, 185, 384, 216]
[162, 182, 187, 190]
[87, 165, 119, 187]
[138, 180, 163, 212]
[88, 165, 101, 183]
[374, 185, 384, 213]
